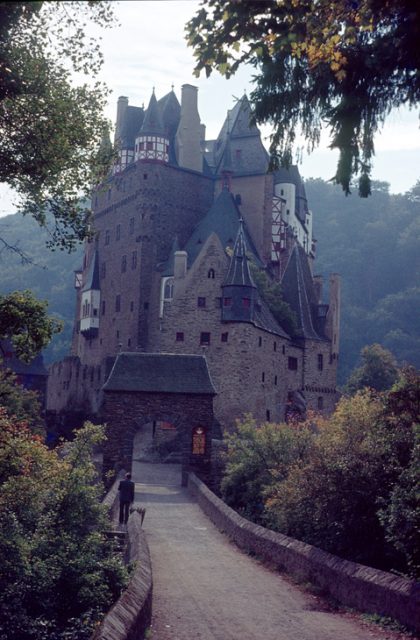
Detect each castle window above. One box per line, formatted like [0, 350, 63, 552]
[288, 357, 298, 371]
[100, 262, 106, 279]
[318, 354, 324, 371]
[200, 332, 210, 345]
[266, 410, 271, 421]
[130, 301, 134, 312]
[258, 336, 262, 347]
[105, 230, 110, 245]
[176, 332, 184, 342]
[143, 173, 148, 180]
[223, 297, 232, 307]
[221, 332, 228, 343]
[131, 251, 137, 269]
[146, 141, 153, 151]
[273, 341, 277, 352]
[139, 142, 144, 151]
[164, 279, 174, 300]
[115, 295, 121, 312]
[280, 189, 284, 196]
[282, 345, 286, 355]
[317, 396, 324, 410]
[121, 255, 127, 273]
[116, 330, 120, 339]
[128, 338, 131, 347]
[101, 300, 106, 315]
[197, 297, 206, 308]
[207, 268, 215, 279]
[129, 217, 135, 235]
[144, 302, 149, 310]
[262, 372, 265, 382]
[274, 375, 278, 385]
[116, 224, 121, 241]
[242, 297, 251, 308]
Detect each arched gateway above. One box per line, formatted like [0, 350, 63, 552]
[102, 353, 216, 485]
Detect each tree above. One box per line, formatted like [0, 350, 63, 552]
[0, 290, 62, 363]
[0, 368, 43, 433]
[0, 1, 115, 251]
[0, 416, 129, 640]
[187, 1, 420, 196]
[344, 343, 399, 393]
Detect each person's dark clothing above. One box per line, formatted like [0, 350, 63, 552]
[118, 478, 135, 524]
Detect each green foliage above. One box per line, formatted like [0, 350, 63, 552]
[307, 178, 420, 383]
[187, 1, 420, 196]
[344, 344, 399, 394]
[0, 416, 129, 640]
[0, 368, 43, 433]
[0, 1, 115, 251]
[222, 374, 419, 577]
[0, 290, 62, 362]
[250, 263, 297, 335]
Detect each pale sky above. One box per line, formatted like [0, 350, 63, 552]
[1, 0, 419, 216]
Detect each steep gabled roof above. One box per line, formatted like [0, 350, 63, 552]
[183, 189, 262, 268]
[281, 245, 324, 340]
[140, 91, 165, 136]
[158, 89, 181, 139]
[119, 106, 144, 149]
[103, 353, 217, 395]
[82, 250, 100, 292]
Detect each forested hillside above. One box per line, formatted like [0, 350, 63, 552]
[306, 179, 420, 383]
[0, 214, 83, 363]
[1, 178, 419, 382]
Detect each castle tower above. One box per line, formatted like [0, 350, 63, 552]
[221, 220, 257, 323]
[135, 90, 169, 163]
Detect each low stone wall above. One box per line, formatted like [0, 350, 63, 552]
[91, 477, 153, 640]
[188, 473, 420, 633]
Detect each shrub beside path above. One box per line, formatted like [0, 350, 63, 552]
[132, 461, 411, 640]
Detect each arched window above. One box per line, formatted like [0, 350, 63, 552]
[164, 278, 174, 300]
[207, 268, 215, 279]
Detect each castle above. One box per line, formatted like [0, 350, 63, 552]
[47, 84, 340, 435]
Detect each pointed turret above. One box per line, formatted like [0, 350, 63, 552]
[222, 220, 257, 323]
[135, 90, 169, 163]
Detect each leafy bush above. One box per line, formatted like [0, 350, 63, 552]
[0, 415, 129, 640]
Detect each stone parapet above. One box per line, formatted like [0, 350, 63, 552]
[188, 473, 420, 633]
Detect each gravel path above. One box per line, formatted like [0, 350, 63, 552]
[132, 461, 408, 640]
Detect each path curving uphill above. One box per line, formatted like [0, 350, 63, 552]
[132, 461, 409, 640]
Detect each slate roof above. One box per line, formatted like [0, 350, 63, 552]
[281, 245, 325, 340]
[120, 106, 144, 149]
[253, 298, 290, 339]
[103, 353, 217, 395]
[224, 220, 256, 287]
[183, 189, 262, 268]
[140, 91, 165, 136]
[82, 250, 100, 292]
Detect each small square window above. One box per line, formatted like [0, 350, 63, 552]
[288, 356, 298, 371]
[197, 297, 206, 308]
[223, 297, 232, 307]
[176, 332, 184, 342]
[200, 332, 210, 345]
[221, 332, 228, 343]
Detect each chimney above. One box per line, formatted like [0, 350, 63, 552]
[175, 85, 203, 172]
[115, 96, 128, 145]
[174, 251, 187, 280]
[313, 275, 323, 304]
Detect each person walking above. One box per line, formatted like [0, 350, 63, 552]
[118, 472, 135, 525]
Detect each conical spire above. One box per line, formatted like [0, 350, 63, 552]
[224, 219, 256, 287]
[140, 91, 165, 136]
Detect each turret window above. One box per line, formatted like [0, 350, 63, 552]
[242, 298, 251, 308]
[223, 297, 232, 307]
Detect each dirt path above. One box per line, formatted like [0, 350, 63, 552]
[132, 462, 410, 640]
